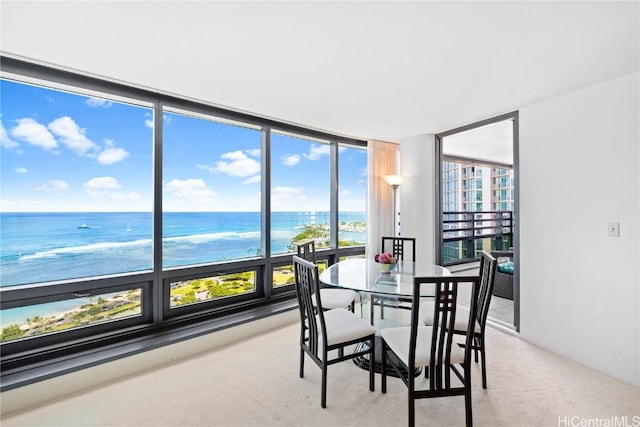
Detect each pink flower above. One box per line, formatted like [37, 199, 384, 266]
[375, 253, 395, 264]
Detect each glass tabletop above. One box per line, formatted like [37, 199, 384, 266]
[318, 258, 451, 298]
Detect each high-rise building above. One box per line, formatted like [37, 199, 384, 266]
[442, 161, 513, 263]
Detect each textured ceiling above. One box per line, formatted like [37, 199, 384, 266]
[1, 1, 638, 142]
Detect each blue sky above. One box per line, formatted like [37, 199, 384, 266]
[1, 78, 366, 212]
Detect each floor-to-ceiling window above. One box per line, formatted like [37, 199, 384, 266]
[0, 58, 367, 362]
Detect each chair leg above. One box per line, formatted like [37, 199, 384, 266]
[381, 340, 387, 394]
[408, 390, 415, 427]
[479, 335, 487, 389]
[321, 360, 328, 409]
[369, 336, 375, 391]
[370, 295, 375, 328]
[474, 336, 479, 363]
[465, 380, 473, 427]
[299, 348, 305, 378]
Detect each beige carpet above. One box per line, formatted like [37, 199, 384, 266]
[2, 321, 638, 427]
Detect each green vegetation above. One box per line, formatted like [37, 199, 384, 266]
[0, 290, 142, 343]
[2, 221, 364, 342]
[170, 271, 256, 307]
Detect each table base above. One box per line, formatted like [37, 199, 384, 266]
[352, 337, 422, 378]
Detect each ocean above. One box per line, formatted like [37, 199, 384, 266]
[0, 211, 365, 326]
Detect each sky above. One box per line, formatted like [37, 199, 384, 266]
[0, 78, 367, 212]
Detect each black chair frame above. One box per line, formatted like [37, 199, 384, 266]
[372, 236, 416, 320]
[293, 255, 375, 408]
[381, 275, 480, 427]
[296, 239, 356, 313]
[456, 251, 497, 389]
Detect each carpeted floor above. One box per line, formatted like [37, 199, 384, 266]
[2, 320, 638, 427]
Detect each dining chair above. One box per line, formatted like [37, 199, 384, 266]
[381, 275, 480, 427]
[296, 240, 357, 313]
[292, 255, 376, 408]
[372, 236, 417, 319]
[420, 251, 497, 389]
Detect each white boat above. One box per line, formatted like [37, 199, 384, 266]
[78, 224, 89, 229]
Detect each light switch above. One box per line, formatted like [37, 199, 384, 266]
[608, 222, 620, 237]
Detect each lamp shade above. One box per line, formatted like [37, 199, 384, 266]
[383, 175, 405, 186]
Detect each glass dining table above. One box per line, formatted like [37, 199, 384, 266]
[318, 257, 452, 375]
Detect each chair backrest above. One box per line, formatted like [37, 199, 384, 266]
[476, 251, 497, 330]
[381, 236, 416, 262]
[296, 240, 317, 263]
[293, 255, 326, 357]
[410, 275, 479, 389]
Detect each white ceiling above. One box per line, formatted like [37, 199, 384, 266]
[1, 1, 638, 143]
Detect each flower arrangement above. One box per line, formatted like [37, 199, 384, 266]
[374, 252, 397, 264]
[374, 252, 397, 273]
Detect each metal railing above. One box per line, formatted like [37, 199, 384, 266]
[442, 210, 513, 265]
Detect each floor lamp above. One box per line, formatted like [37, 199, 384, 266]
[383, 175, 405, 236]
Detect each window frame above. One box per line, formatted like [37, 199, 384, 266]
[0, 56, 366, 371]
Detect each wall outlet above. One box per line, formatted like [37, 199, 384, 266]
[608, 222, 620, 237]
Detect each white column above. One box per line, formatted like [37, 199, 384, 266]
[398, 134, 436, 265]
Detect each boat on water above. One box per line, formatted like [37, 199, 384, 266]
[78, 224, 90, 229]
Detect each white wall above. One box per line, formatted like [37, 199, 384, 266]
[519, 72, 639, 386]
[398, 73, 639, 387]
[398, 134, 437, 265]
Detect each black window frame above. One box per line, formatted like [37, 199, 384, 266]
[0, 56, 366, 380]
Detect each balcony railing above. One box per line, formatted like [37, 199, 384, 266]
[442, 210, 513, 265]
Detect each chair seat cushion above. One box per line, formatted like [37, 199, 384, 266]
[321, 308, 375, 346]
[381, 325, 465, 367]
[312, 288, 357, 310]
[420, 301, 480, 334]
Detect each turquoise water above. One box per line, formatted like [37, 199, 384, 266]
[1, 211, 365, 286]
[0, 211, 364, 326]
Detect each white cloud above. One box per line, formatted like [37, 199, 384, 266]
[246, 149, 261, 157]
[281, 154, 300, 166]
[84, 176, 121, 197]
[97, 139, 130, 165]
[36, 179, 68, 193]
[144, 113, 170, 129]
[305, 144, 331, 160]
[48, 116, 98, 155]
[15, 167, 28, 173]
[243, 175, 261, 184]
[164, 178, 216, 203]
[340, 190, 349, 196]
[1, 119, 20, 149]
[85, 97, 113, 108]
[212, 150, 261, 177]
[271, 186, 306, 209]
[83, 176, 140, 200]
[10, 118, 58, 151]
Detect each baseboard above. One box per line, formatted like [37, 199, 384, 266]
[0, 310, 298, 418]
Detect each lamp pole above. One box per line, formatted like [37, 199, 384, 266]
[391, 184, 399, 236]
[383, 175, 405, 237]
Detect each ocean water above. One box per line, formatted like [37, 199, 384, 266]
[0, 211, 366, 286]
[0, 211, 365, 326]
